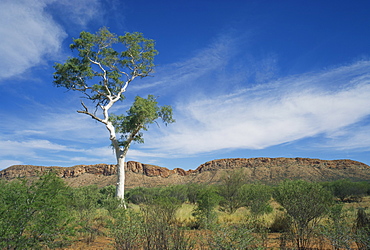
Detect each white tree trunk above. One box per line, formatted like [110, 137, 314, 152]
[116, 153, 126, 205]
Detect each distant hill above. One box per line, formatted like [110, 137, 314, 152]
[1, 157, 369, 188]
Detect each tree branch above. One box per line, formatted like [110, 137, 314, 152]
[77, 101, 106, 124]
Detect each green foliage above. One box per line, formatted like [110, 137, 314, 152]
[218, 169, 246, 214]
[111, 95, 175, 146]
[319, 204, 353, 250]
[269, 212, 292, 233]
[98, 185, 122, 211]
[273, 180, 334, 249]
[240, 183, 273, 216]
[323, 179, 369, 202]
[53, 27, 174, 201]
[109, 208, 145, 249]
[54, 27, 158, 101]
[159, 185, 189, 203]
[126, 186, 161, 204]
[141, 197, 194, 250]
[68, 185, 107, 244]
[192, 186, 222, 229]
[353, 208, 370, 249]
[186, 183, 204, 204]
[0, 172, 74, 249]
[208, 224, 263, 250]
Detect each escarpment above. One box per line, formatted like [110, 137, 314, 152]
[1, 157, 369, 188]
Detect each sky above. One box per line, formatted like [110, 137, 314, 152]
[1, 0, 370, 170]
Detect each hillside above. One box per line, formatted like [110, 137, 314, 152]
[1, 157, 369, 188]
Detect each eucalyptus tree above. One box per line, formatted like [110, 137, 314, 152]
[54, 27, 174, 204]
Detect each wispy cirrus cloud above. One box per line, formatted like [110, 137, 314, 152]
[140, 60, 370, 157]
[0, 0, 101, 81]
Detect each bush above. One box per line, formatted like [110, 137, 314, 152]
[240, 183, 273, 217]
[218, 169, 246, 214]
[323, 179, 369, 202]
[159, 185, 188, 203]
[141, 197, 194, 250]
[192, 186, 222, 229]
[208, 224, 263, 250]
[109, 208, 144, 249]
[273, 180, 334, 249]
[318, 204, 353, 250]
[126, 186, 160, 204]
[0, 172, 74, 249]
[353, 208, 370, 249]
[269, 212, 292, 233]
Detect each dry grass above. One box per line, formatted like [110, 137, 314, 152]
[59, 197, 370, 249]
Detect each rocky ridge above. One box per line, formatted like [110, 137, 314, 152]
[0, 158, 369, 188]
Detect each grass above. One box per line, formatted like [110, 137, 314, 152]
[60, 197, 370, 249]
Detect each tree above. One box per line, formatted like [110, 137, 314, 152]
[53, 27, 174, 204]
[240, 183, 272, 217]
[324, 179, 368, 202]
[218, 169, 246, 214]
[192, 186, 221, 229]
[273, 180, 334, 249]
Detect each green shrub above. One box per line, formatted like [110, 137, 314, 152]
[109, 208, 144, 249]
[240, 183, 273, 217]
[0, 172, 74, 249]
[218, 169, 246, 214]
[318, 204, 353, 250]
[192, 186, 222, 229]
[353, 208, 370, 249]
[126, 186, 160, 204]
[273, 180, 334, 249]
[269, 212, 292, 233]
[208, 224, 263, 250]
[141, 197, 194, 250]
[323, 179, 368, 202]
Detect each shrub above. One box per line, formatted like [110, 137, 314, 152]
[318, 204, 353, 250]
[208, 224, 263, 250]
[109, 208, 144, 249]
[0, 172, 74, 249]
[126, 186, 160, 204]
[273, 180, 334, 249]
[192, 186, 222, 229]
[159, 185, 188, 203]
[323, 179, 368, 202]
[240, 183, 273, 217]
[269, 212, 292, 233]
[141, 197, 194, 250]
[353, 208, 370, 249]
[218, 169, 246, 214]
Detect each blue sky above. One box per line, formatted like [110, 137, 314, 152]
[2, 0, 370, 170]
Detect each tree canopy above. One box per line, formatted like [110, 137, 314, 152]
[53, 27, 174, 202]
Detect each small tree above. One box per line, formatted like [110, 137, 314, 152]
[53, 27, 174, 204]
[240, 183, 272, 217]
[273, 180, 333, 249]
[218, 169, 246, 214]
[192, 186, 221, 229]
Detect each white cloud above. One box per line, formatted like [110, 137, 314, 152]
[49, 0, 102, 27]
[0, 0, 101, 81]
[131, 34, 237, 92]
[142, 60, 370, 156]
[0, 0, 66, 80]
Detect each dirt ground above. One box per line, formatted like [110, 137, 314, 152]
[60, 232, 363, 250]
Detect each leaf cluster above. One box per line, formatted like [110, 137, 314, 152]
[53, 27, 158, 105]
[110, 95, 175, 147]
[0, 172, 74, 249]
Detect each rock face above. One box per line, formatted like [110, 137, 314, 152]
[1, 157, 369, 188]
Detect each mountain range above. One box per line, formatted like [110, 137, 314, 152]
[1, 157, 369, 188]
